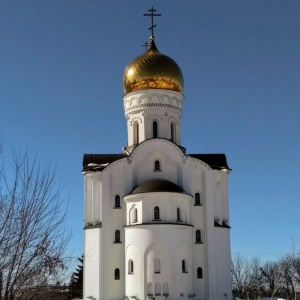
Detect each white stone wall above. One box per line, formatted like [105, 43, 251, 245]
[123, 89, 184, 147]
[83, 139, 232, 300]
[125, 224, 193, 300]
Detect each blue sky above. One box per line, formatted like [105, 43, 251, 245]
[1, 0, 300, 265]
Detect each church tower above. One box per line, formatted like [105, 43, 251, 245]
[122, 35, 184, 155]
[82, 7, 232, 300]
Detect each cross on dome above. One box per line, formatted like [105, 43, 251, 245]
[143, 6, 161, 39]
[141, 41, 149, 52]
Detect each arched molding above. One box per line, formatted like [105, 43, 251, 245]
[99, 139, 187, 188]
[168, 115, 180, 125]
[146, 113, 164, 122]
[129, 204, 137, 225]
[130, 139, 184, 188]
[129, 139, 185, 162]
[144, 244, 170, 291]
[129, 116, 143, 126]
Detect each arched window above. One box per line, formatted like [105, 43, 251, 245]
[154, 206, 160, 220]
[182, 259, 188, 273]
[153, 120, 158, 138]
[115, 195, 120, 208]
[177, 207, 181, 221]
[147, 283, 153, 296]
[154, 160, 160, 171]
[154, 258, 160, 273]
[171, 122, 176, 143]
[114, 268, 120, 280]
[155, 283, 161, 296]
[195, 193, 201, 206]
[197, 267, 203, 278]
[133, 208, 138, 222]
[115, 230, 121, 243]
[163, 282, 169, 296]
[128, 259, 134, 274]
[133, 122, 139, 144]
[196, 230, 202, 243]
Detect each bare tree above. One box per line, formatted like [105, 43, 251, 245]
[231, 254, 250, 299]
[280, 255, 299, 300]
[0, 146, 71, 300]
[260, 260, 284, 298]
[246, 257, 264, 300]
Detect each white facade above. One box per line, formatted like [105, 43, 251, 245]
[82, 38, 232, 300]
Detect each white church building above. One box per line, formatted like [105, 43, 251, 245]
[82, 11, 232, 300]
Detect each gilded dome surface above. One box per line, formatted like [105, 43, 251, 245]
[123, 39, 184, 94]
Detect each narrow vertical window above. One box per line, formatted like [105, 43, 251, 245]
[128, 259, 134, 274]
[147, 283, 153, 296]
[136, 122, 139, 144]
[114, 268, 120, 280]
[153, 120, 158, 138]
[154, 160, 160, 171]
[155, 283, 161, 296]
[133, 208, 138, 222]
[133, 122, 139, 144]
[115, 230, 121, 243]
[154, 206, 160, 220]
[177, 207, 181, 221]
[195, 193, 201, 206]
[163, 283, 169, 296]
[182, 260, 187, 273]
[115, 195, 120, 208]
[171, 122, 176, 143]
[197, 267, 203, 278]
[154, 258, 161, 273]
[196, 230, 202, 243]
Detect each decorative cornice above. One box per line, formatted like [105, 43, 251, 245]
[123, 90, 184, 114]
[123, 222, 194, 228]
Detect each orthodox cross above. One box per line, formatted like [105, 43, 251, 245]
[143, 6, 161, 38]
[142, 41, 149, 51]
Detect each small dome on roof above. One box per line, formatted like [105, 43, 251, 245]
[130, 179, 185, 195]
[123, 39, 184, 95]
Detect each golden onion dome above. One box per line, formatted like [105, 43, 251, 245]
[123, 39, 184, 94]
